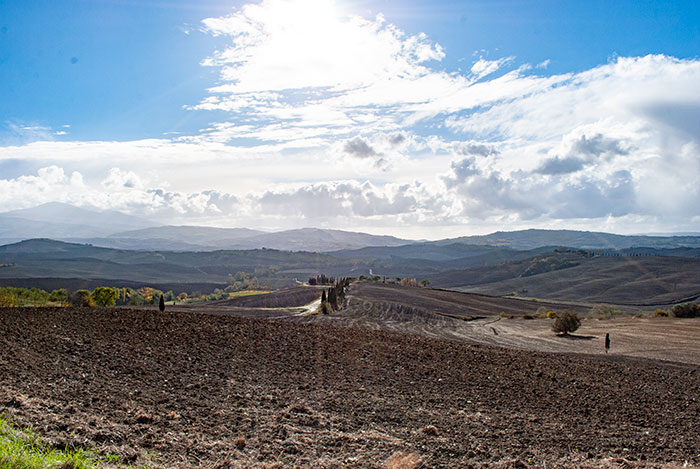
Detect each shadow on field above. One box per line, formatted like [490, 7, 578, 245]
[557, 334, 597, 340]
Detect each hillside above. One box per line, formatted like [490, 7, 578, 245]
[3, 239, 700, 305]
[440, 228, 700, 250]
[0, 203, 158, 239]
[435, 254, 700, 305]
[0, 204, 412, 252]
[0, 239, 362, 289]
[5, 203, 700, 254]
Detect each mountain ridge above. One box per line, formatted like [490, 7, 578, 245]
[4, 204, 700, 252]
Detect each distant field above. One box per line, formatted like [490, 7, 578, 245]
[433, 255, 700, 305]
[308, 282, 700, 365]
[205, 287, 321, 308]
[342, 282, 595, 318]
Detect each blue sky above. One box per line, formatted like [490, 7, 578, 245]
[1, 0, 700, 237]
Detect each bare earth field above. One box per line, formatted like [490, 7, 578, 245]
[312, 283, 700, 366]
[207, 287, 322, 309]
[1, 294, 700, 467]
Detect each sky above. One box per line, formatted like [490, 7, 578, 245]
[1, 0, 700, 239]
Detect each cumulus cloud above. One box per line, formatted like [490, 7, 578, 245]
[568, 133, 629, 158]
[254, 180, 445, 221]
[102, 168, 144, 189]
[442, 156, 643, 221]
[0, 166, 240, 219]
[536, 156, 585, 175]
[343, 137, 379, 159]
[453, 140, 499, 157]
[0, 166, 85, 209]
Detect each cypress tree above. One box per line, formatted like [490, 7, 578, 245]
[159, 294, 165, 312]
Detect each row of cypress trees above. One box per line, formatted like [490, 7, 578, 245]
[321, 277, 352, 314]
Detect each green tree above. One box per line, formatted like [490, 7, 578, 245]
[72, 290, 96, 307]
[91, 287, 117, 307]
[48, 289, 68, 305]
[421, 279, 430, 287]
[328, 288, 337, 310]
[670, 302, 700, 318]
[552, 310, 581, 335]
[159, 294, 165, 312]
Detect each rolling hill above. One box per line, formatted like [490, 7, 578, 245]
[0, 239, 365, 291]
[438, 229, 700, 250]
[0, 202, 158, 240]
[430, 250, 700, 306]
[0, 203, 413, 252]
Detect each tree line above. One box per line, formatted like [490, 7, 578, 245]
[320, 277, 352, 314]
[0, 286, 180, 307]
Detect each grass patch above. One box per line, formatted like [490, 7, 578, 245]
[226, 290, 271, 298]
[0, 415, 118, 468]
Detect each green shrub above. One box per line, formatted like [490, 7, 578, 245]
[48, 289, 68, 305]
[0, 293, 16, 307]
[0, 287, 51, 306]
[592, 304, 622, 320]
[654, 309, 668, 317]
[71, 290, 96, 307]
[552, 310, 581, 335]
[670, 302, 700, 318]
[91, 287, 117, 307]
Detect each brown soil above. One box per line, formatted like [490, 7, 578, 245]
[344, 282, 597, 318]
[314, 283, 700, 365]
[1, 305, 699, 468]
[207, 287, 321, 308]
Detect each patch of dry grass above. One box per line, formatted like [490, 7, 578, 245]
[385, 451, 422, 469]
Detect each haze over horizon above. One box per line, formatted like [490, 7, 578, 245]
[2, 0, 700, 239]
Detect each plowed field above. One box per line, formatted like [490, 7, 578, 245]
[1, 305, 699, 468]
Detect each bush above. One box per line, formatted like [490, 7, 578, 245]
[91, 287, 117, 307]
[654, 309, 668, 317]
[670, 302, 700, 318]
[48, 289, 68, 305]
[546, 311, 558, 319]
[592, 304, 622, 320]
[0, 293, 15, 307]
[72, 290, 96, 307]
[552, 310, 581, 335]
[0, 287, 50, 306]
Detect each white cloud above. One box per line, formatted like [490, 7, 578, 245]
[254, 180, 446, 222]
[2, 1, 700, 237]
[470, 57, 513, 79]
[102, 168, 145, 189]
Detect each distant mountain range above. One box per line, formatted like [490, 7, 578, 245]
[3, 203, 700, 252]
[0, 202, 158, 243]
[0, 203, 412, 251]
